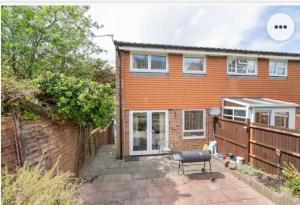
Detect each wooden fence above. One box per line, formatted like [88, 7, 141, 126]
[77, 123, 114, 172]
[215, 117, 300, 175]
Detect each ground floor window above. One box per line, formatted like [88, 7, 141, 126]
[255, 111, 271, 125]
[222, 107, 246, 121]
[275, 112, 289, 128]
[182, 109, 205, 139]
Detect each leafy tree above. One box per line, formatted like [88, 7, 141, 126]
[1, 6, 102, 79]
[92, 59, 115, 87]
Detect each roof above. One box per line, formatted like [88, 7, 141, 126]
[223, 97, 299, 108]
[114, 41, 300, 59]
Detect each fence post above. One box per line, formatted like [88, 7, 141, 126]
[276, 149, 282, 176]
[246, 120, 251, 164]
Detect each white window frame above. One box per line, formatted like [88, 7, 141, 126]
[274, 111, 289, 128]
[130, 52, 168, 73]
[269, 59, 288, 77]
[129, 110, 169, 155]
[182, 109, 206, 139]
[254, 110, 272, 125]
[183, 55, 206, 74]
[227, 57, 258, 76]
[222, 106, 247, 121]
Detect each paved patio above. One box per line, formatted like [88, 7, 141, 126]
[79, 145, 274, 205]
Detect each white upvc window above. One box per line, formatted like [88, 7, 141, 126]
[182, 109, 206, 139]
[255, 111, 271, 126]
[275, 112, 289, 128]
[222, 107, 247, 122]
[227, 57, 257, 75]
[131, 53, 168, 72]
[183, 56, 206, 74]
[269, 60, 288, 77]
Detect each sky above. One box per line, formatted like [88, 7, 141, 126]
[88, 4, 300, 66]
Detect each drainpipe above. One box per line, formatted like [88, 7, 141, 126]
[117, 48, 123, 160]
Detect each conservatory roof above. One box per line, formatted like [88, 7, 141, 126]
[223, 97, 299, 108]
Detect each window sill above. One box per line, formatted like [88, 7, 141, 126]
[183, 73, 207, 77]
[130, 72, 169, 76]
[182, 136, 206, 140]
[269, 76, 287, 80]
[227, 75, 257, 79]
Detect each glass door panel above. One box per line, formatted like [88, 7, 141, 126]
[151, 112, 166, 151]
[132, 112, 147, 151]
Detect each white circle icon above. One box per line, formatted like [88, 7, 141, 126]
[267, 13, 294, 41]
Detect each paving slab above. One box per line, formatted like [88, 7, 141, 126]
[79, 145, 275, 205]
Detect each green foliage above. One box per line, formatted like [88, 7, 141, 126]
[93, 59, 115, 87]
[1, 160, 82, 205]
[36, 72, 115, 128]
[1, 77, 38, 113]
[21, 110, 41, 121]
[282, 163, 300, 197]
[239, 164, 264, 177]
[1, 5, 102, 79]
[1, 77, 58, 119]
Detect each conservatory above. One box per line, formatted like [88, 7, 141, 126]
[222, 97, 299, 129]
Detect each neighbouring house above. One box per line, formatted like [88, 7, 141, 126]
[114, 41, 300, 158]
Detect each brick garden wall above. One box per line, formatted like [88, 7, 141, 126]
[1, 116, 20, 171]
[1, 116, 79, 172]
[21, 119, 79, 172]
[1, 114, 114, 174]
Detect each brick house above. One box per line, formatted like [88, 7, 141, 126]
[114, 41, 300, 158]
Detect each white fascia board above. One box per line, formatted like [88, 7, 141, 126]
[223, 98, 250, 107]
[249, 105, 299, 108]
[262, 98, 300, 107]
[118, 46, 300, 61]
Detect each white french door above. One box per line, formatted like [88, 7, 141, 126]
[129, 110, 169, 155]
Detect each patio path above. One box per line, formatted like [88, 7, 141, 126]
[79, 145, 274, 205]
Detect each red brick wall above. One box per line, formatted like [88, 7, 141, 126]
[21, 120, 79, 172]
[123, 109, 214, 156]
[169, 110, 214, 152]
[1, 117, 79, 173]
[1, 116, 19, 171]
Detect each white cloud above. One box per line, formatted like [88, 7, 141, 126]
[87, 5, 298, 66]
[187, 7, 265, 48]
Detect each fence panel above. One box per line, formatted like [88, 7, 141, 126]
[215, 118, 249, 162]
[215, 117, 300, 175]
[249, 124, 300, 175]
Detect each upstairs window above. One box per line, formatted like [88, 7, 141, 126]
[132, 54, 148, 70]
[131, 53, 167, 72]
[269, 60, 287, 77]
[227, 58, 257, 75]
[151, 55, 167, 70]
[183, 57, 206, 74]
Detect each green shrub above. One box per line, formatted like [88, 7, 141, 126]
[1, 160, 82, 205]
[1, 77, 38, 114]
[35, 72, 115, 128]
[239, 164, 264, 177]
[282, 163, 300, 197]
[21, 110, 41, 121]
